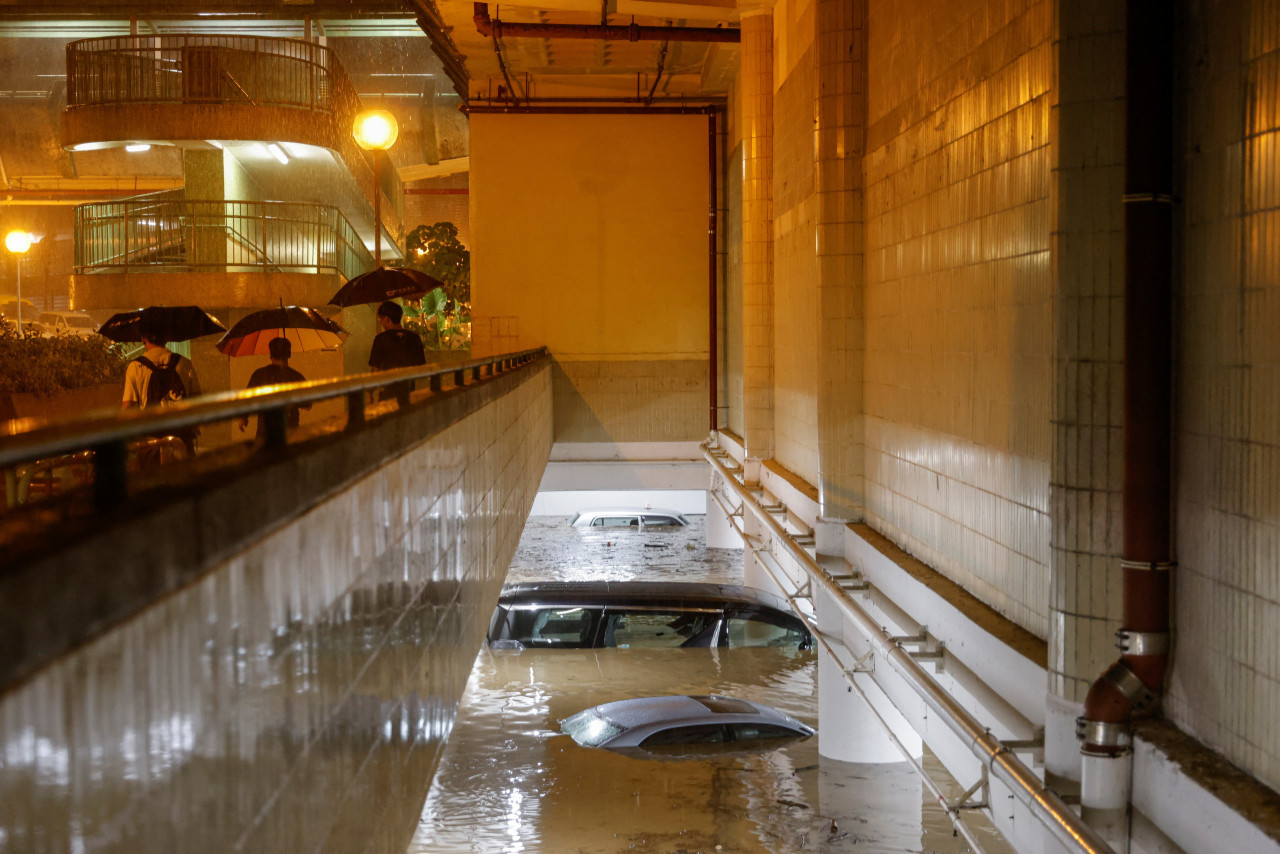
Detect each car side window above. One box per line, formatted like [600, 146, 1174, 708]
[602, 610, 717, 648]
[502, 607, 599, 647]
[592, 516, 636, 527]
[639, 724, 729, 747]
[728, 723, 801, 742]
[640, 515, 681, 528]
[721, 613, 809, 649]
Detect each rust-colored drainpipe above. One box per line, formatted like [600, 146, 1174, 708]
[1079, 0, 1175, 757]
[473, 3, 740, 43]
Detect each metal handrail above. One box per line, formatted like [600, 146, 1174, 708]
[74, 197, 374, 280]
[702, 444, 1116, 854]
[0, 348, 547, 509]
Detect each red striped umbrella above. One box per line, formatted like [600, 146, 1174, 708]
[215, 306, 348, 357]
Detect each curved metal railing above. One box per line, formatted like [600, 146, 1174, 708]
[0, 348, 548, 513]
[65, 34, 359, 114]
[74, 195, 375, 280]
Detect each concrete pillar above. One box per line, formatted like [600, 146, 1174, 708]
[816, 587, 918, 763]
[739, 3, 775, 466]
[1045, 0, 1127, 783]
[814, 0, 865, 522]
[743, 508, 770, 591]
[705, 487, 743, 549]
[183, 149, 228, 269]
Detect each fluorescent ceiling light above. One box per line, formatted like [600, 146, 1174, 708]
[125, 143, 151, 153]
[266, 143, 289, 164]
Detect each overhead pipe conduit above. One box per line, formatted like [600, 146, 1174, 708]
[473, 3, 740, 43]
[703, 445, 1117, 854]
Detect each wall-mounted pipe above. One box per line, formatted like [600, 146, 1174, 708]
[703, 446, 1116, 854]
[1079, 0, 1175, 754]
[473, 3, 740, 43]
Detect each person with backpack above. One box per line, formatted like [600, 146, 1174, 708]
[368, 300, 426, 404]
[121, 310, 202, 454]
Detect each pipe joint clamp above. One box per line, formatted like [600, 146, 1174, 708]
[1103, 660, 1159, 716]
[1075, 718, 1131, 751]
[1120, 559, 1176, 572]
[1115, 629, 1170, 656]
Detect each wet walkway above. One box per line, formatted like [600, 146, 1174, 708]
[409, 516, 1012, 853]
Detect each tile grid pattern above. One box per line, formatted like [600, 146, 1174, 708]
[0, 370, 552, 854]
[741, 9, 777, 463]
[862, 0, 1054, 636]
[1046, 0, 1126, 704]
[815, 0, 867, 520]
[1165, 0, 1280, 792]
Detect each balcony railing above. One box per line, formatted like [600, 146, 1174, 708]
[74, 194, 374, 281]
[65, 34, 361, 115]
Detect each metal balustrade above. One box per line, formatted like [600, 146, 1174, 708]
[65, 34, 360, 115]
[74, 196, 374, 280]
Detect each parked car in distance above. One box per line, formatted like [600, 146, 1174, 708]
[37, 311, 98, 338]
[487, 581, 813, 651]
[561, 694, 814, 756]
[570, 508, 689, 529]
[1, 317, 49, 338]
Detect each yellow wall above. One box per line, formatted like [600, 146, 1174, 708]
[469, 113, 711, 444]
[470, 113, 708, 360]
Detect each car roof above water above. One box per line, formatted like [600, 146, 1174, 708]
[496, 580, 792, 612]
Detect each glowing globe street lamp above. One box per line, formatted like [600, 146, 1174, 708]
[4, 230, 33, 338]
[353, 109, 399, 269]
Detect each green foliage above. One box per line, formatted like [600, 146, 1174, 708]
[403, 287, 471, 351]
[0, 325, 127, 397]
[404, 221, 470, 305]
[402, 221, 472, 350]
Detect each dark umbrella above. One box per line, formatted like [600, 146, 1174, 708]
[97, 306, 226, 343]
[215, 306, 349, 357]
[327, 267, 444, 307]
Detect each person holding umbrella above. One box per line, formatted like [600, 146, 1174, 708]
[369, 300, 426, 404]
[120, 309, 204, 455]
[238, 337, 312, 438]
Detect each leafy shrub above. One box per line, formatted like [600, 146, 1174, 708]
[0, 325, 127, 396]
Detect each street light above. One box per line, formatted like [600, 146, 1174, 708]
[4, 230, 32, 339]
[353, 109, 399, 268]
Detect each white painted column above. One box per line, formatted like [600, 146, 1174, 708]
[816, 587, 919, 762]
[705, 486, 743, 549]
[1081, 750, 1132, 853]
[742, 508, 771, 591]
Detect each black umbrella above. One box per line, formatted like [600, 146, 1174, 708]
[97, 306, 226, 343]
[216, 306, 349, 357]
[327, 267, 444, 308]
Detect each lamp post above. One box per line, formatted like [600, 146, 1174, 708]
[4, 230, 32, 338]
[353, 109, 399, 269]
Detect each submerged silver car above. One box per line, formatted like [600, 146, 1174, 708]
[569, 508, 689, 529]
[561, 694, 815, 756]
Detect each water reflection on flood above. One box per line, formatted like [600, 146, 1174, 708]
[412, 516, 1011, 854]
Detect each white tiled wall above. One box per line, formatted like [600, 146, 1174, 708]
[1166, 0, 1280, 792]
[1046, 0, 1126, 703]
[0, 370, 553, 853]
[861, 0, 1054, 636]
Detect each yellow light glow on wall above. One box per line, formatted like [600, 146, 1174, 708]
[353, 110, 399, 151]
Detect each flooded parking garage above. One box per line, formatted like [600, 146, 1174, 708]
[410, 515, 1013, 854]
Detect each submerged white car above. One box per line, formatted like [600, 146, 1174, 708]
[561, 694, 814, 756]
[569, 508, 689, 529]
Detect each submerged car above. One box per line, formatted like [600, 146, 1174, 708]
[561, 694, 814, 756]
[486, 581, 813, 650]
[570, 508, 689, 529]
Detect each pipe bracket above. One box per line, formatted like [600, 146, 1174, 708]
[1075, 718, 1132, 751]
[1102, 660, 1159, 716]
[1120, 559, 1175, 572]
[1115, 629, 1170, 656]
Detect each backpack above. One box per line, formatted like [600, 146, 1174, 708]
[135, 354, 187, 407]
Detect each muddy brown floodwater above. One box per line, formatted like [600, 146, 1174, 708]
[409, 516, 1013, 854]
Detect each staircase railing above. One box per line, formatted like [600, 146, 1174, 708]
[74, 196, 375, 280]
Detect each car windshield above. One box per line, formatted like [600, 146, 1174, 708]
[561, 710, 624, 747]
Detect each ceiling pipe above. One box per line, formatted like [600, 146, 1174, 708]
[1078, 3, 1174, 842]
[473, 3, 740, 43]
